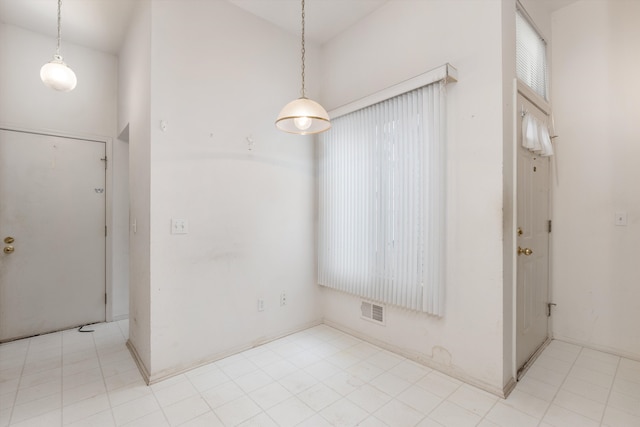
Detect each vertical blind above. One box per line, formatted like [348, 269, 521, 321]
[318, 82, 446, 316]
[516, 8, 548, 100]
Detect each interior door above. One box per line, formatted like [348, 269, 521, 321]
[0, 129, 106, 341]
[516, 94, 551, 374]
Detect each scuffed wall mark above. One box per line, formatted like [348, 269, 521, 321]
[432, 346, 452, 366]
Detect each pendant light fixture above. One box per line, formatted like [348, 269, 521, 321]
[275, 0, 330, 135]
[40, 0, 77, 92]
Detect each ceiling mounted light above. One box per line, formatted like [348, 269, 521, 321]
[276, 0, 330, 135]
[40, 0, 77, 92]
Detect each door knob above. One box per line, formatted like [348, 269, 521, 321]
[518, 246, 533, 256]
[3, 246, 14, 254]
[4, 237, 14, 244]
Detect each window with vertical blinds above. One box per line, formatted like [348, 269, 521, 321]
[318, 82, 446, 316]
[516, 8, 548, 100]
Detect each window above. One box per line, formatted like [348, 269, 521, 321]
[318, 81, 447, 316]
[516, 8, 548, 100]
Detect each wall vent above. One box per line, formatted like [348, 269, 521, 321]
[361, 301, 385, 325]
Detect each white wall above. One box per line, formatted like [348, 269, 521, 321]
[121, 0, 323, 381]
[0, 23, 129, 321]
[319, 0, 511, 395]
[119, 0, 152, 373]
[551, 0, 640, 359]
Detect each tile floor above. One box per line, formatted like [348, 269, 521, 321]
[1, 321, 639, 426]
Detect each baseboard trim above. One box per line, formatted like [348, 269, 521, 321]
[139, 319, 323, 385]
[322, 319, 508, 398]
[126, 339, 151, 385]
[552, 335, 640, 362]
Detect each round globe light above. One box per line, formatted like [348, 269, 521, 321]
[40, 56, 77, 92]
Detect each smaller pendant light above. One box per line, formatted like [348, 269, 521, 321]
[276, 0, 330, 135]
[41, 0, 77, 92]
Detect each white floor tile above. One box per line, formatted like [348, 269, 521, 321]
[502, 389, 550, 419]
[237, 412, 278, 427]
[568, 364, 615, 389]
[303, 360, 343, 381]
[346, 384, 393, 414]
[62, 393, 110, 425]
[542, 403, 600, 427]
[248, 382, 293, 410]
[214, 395, 262, 426]
[152, 378, 198, 407]
[111, 394, 160, 426]
[446, 384, 498, 416]
[278, 370, 317, 394]
[323, 371, 365, 396]
[374, 399, 425, 427]
[296, 413, 334, 427]
[369, 372, 412, 397]
[161, 395, 210, 426]
[66, 409, 115, 427]
[561, 376, 610, 404]
[187, 368, 230, 394]
[395, 384, 442, 415]
[15, 378, 62, 405]
[602, 405, 640, 427]
[553, 389, 606, 421]
[415, 372, 462, 399]
[514, 376, 559, 402]
[10, 393, 62, 425]
[62, 379, 107, 406]
[108, 381, 152, 407]
[201, 381, 245, 409]
[297, 383, 341, 411]
[345, 361, 384, 383]
[387, 360, 432, 384]
[10, 408, 62, 427]
[120, 410, 168, 427]
[484, 401, 539, 427]
[178, 411, 223, 427]
[428, 400, 482, 427]
[266, 396, 315, 427]
[261, 360, 298, 380]
[607, 389, 640, 417]
[320, 398, 368, 427]
[4, 322, 640, 427]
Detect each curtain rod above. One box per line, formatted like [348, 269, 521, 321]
[328, 63, 457, 120]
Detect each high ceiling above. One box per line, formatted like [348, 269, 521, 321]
[0, 0, 579, 55]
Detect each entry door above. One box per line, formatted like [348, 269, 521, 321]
[0, 129, 106, 341]
[516, 94, 551, 373]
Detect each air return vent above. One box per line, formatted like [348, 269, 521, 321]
[361, 301, 385, 325]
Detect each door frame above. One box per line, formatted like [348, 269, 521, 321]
[0, 123, 118, 322]
[510, 81, 553, 381]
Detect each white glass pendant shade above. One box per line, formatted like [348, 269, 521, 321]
[275, 97, 331, 135]
[41, 55, 77, 92]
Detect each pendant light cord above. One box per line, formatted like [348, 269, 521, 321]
[55, 0, 62, 59]
[300, 0, 306, 98]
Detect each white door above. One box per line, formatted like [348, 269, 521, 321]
[0, 129, 106, 341]
[516, 94, 551, 374]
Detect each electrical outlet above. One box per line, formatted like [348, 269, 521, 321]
[280, 291, 287, 306]
[257, 298, 265, 312]
[615, 211, 628, 226]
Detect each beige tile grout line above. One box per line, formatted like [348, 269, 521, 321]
[599, 356, 622, 426]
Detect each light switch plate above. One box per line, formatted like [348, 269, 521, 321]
[171, 218, 189, 234]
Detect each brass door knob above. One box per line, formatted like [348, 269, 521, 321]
[4, 237, 14, 244]
[3, 246, 14, 254]
[517, 246, 533, 256]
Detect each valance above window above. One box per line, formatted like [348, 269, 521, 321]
[522, 112, 553, 157]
